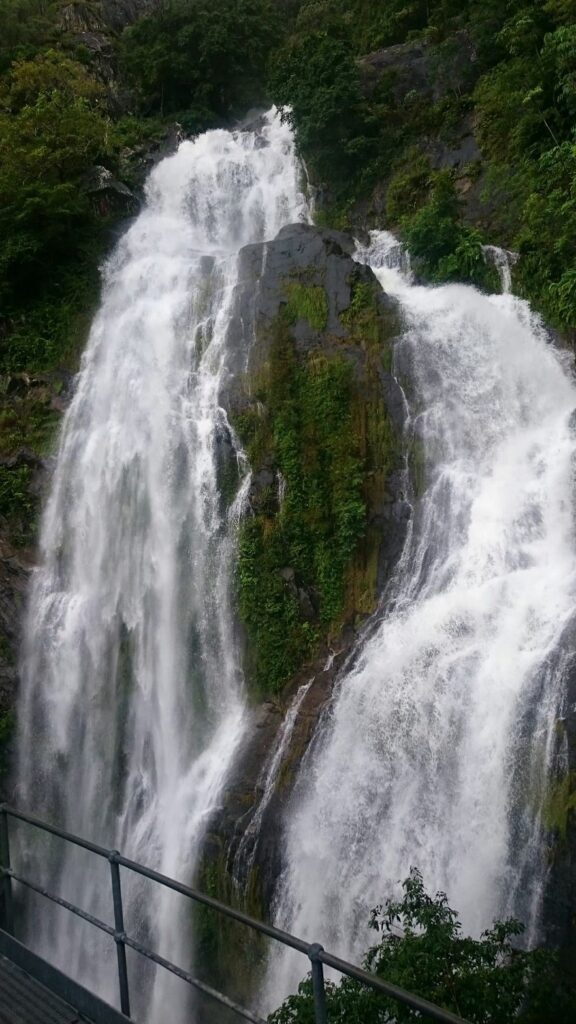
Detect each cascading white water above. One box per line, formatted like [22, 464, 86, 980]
[15, 108, 308, 1022]
[266, 231, 576, 1004]
[233, 678, 314, 886]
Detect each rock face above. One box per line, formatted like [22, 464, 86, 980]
[196, 223, 411, 999]
[357, 34, 489, 230]
[540, 620, 576, 969]
[56, 0, 158, 104]
[0, 370, 74, 786]
[83, 165, 138, 217]
[226, 223, 410, 622]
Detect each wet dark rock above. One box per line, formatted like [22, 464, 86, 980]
[350, 34, 492, 233]
[0, 369, 73, 775]
[57, 0, 156, 40]
[540, 617, 576, 972]
[83, 166, 139, 216]
[361, 31, 477, 105]
[203, 222, 411, 941]
[223, 222, 399, 390]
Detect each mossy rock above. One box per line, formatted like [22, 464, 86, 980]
[231, 230, 405, 700]
[542, 771, 576, 843]
[283, 281, 328, 331]
[194, 850, 268, 1010]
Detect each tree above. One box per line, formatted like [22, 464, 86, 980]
[268, 31, 378, 190]
[269, 870, 576, 1024]
[0, 71, 110, 301]
[0, 0, 57, 72]
[118, 0, 278, 121]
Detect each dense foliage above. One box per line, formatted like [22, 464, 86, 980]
[0, 0, 286, 374]
[0, 51, 110, 309]
[233, 271, 400, 696]
[119, 0, 278, 123]
[269, 0, 576, 326]
[3, 0, 576, 371]
[235, 309, 367, 694]
[270, 869, 576, 1024]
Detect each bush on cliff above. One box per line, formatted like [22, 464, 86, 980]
[269, 0, 576, 327]
[269, 869, 576, 1024]
[268, 31, 378, 193]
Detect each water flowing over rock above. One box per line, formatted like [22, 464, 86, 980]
[14, 109, 308, 1024]
[197, 224, 410, 990]
[264, 232, 576, 1007]
[10, 106, 576, 1024]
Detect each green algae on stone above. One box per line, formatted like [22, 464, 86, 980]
[235, 324, 363, 695]
[194, 850, 267, 1007]
[283, 281, 328, 331]
[234, 274, 403, 698]
[542, 771, 576, 842]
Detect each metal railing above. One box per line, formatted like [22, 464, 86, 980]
[0, 804, 471, 1024]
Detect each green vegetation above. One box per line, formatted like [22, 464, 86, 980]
[234, 277, 400, 696]
[0, 465, 34, 523]
[119, 0, 278, 123]
[270, 869, 576, 1024]
[284, 282, 328, 332]
[0, 50, 112, 347]
[268, 31, 378, 193]
[269, 0, 576, 324]
[236, 314, 365, 694]
[0, 0, 290, 377]
[402, 174, 500, 291]
[542, 770, 576, 841]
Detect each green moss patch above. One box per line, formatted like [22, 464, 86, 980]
[0, 465, 38, 546]
[234, 290, 402, 698]
[194, 851, 267, 1007]
[236, 320, 363, 694]
[542, 771, 576, 842]
[283, 281, 329, 331]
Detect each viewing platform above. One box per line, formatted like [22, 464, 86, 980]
[0, 805, 470, 1024]
[0, 952, 92, 1024]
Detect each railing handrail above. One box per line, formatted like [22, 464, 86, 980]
[0, 803, 472, 1024]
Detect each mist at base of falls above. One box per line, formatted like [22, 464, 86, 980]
[264, 232, 576, 1008]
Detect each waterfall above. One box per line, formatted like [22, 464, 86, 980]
[482, 244, 520, 295]
[14, 109, 308, 1022]
[265, 231, 576, 1005]
[232, 678, 314, 888]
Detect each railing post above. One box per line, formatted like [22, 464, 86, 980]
[308, 943, 328, 1024]
[0, 805, 13, 934]
[109, 851, 131, 1018]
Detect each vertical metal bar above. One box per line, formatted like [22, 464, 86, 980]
[0, 805, 13, 934]
[109, 851, 131, 1018]
[308, 944, 328, 1024]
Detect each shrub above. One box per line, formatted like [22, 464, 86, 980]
[270, 869, 576, 1024]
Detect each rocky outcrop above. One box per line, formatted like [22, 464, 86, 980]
[56, 0, 158, 105]
[195, 223, 411, 999]
[83, 165, 138, 217]
[58, 0, 156, 37]
[361, 31, 477, 105]
[356, 34, 491, 231]
[226, 222, 409, 606]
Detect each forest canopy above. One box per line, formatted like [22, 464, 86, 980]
[1, 0, 576, 372]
